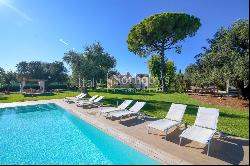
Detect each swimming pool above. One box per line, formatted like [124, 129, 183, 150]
[0, 103, 159, 165]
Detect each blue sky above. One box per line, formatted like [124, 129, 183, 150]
[0, 0, 249, 75]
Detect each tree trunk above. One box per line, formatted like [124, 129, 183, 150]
[81, 77, 89, 97]
[160, 51, 167, 92]
[82, 86, 89, 96]
[237, 80, 249, 99]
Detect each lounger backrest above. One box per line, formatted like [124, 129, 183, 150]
[78, 94, 87, 99]
[129, 101, 146, 113]
[166, 103, 187, 122]
[117, 100, 133, 110]
[194, 107, 219, 130]
[89, 95, 98, 101]
[76, 93, 85, 98]
[94, 96, 104, 102]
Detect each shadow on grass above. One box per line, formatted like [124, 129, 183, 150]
[23, 92, 56, 97]
[142, 100, 198, 118]
[143, 100, 248, 120]
[102, 97, 248, 120]
[101, 98, 126, 107]
[101, 96, 248, 139]
[91, 89, 155, 96]
[0, 96, 8, 100]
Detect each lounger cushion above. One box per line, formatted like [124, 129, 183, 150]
[108, 102, 145, 118]
[129, 102, 146, 112]
[77, 96, 103, 106]
[100, 107, 122, 113]
[65, 94, 87, 102]
[79, 101, 94, 105]
[100, 100, 132, 113]
[147, 119, 180, 131]
[117, 100, 133, 110]
[109, 110, 133, 118]
[180, 126, 216, 144]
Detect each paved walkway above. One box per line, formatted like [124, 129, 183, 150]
[0, 99, 249, 165]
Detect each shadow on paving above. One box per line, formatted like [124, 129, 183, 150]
[100, 96, 248, 164]
[210, 135, 249, 165]
[119, 116, 158, 127]
[177, 132, 249, 165]
[146, 124, 248, 165]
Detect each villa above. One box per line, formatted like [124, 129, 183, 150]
[107, 73, 151, 89]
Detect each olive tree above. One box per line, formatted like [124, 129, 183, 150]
[0, 67, 5, 85]
[186, 19, 249, 98]
[63, 42, 116, 94]
[127, 13, 201, 92]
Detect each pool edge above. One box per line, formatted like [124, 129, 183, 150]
[0, 100, 192, 165]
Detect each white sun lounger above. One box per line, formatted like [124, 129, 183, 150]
[99, 100, 133, 115]
[77, 96, 104, 107]
[179, 107, 219, 155]
[147, 103, 187, 139]
[64, 93, 86, 103]
[75, 95, 98, 104]
[64, 93, 85, 100]
[108, 101, 146, 122]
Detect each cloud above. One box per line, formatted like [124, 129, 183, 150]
[0, 0, 32, 22]
[59, 38, 69, 46]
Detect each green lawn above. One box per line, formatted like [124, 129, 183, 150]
[0, 91, 78, 103]
[88, 90, 249, 138]
[0, 90, 248, 138]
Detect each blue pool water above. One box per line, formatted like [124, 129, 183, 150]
[0, 103, 159, 165]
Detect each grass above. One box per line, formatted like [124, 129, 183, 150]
[88, 90, 249, 139]
[0, 89, 248, 138]
[0, 91, 78, 103]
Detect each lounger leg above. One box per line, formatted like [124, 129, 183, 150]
[207, 141, 211, 156]
[179, 137, 182, 146]
[147, 127, 150, 134]
[106, 113, 110, 119]
[165, 129, 168, 140]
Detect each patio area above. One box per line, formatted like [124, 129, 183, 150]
[1, 99, 248, 165]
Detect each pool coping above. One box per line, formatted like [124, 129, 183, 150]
[0, 100, 191, 165]
[63, 107, 190, 165]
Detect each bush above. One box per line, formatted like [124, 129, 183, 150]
[46, 84, 68, 90]
[0, 84, 20, 92]
[0, 82, 71, 92]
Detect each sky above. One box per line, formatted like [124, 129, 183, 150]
[0, 0, 249, 75]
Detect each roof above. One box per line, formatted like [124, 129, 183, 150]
[22, 78, 47, 82]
